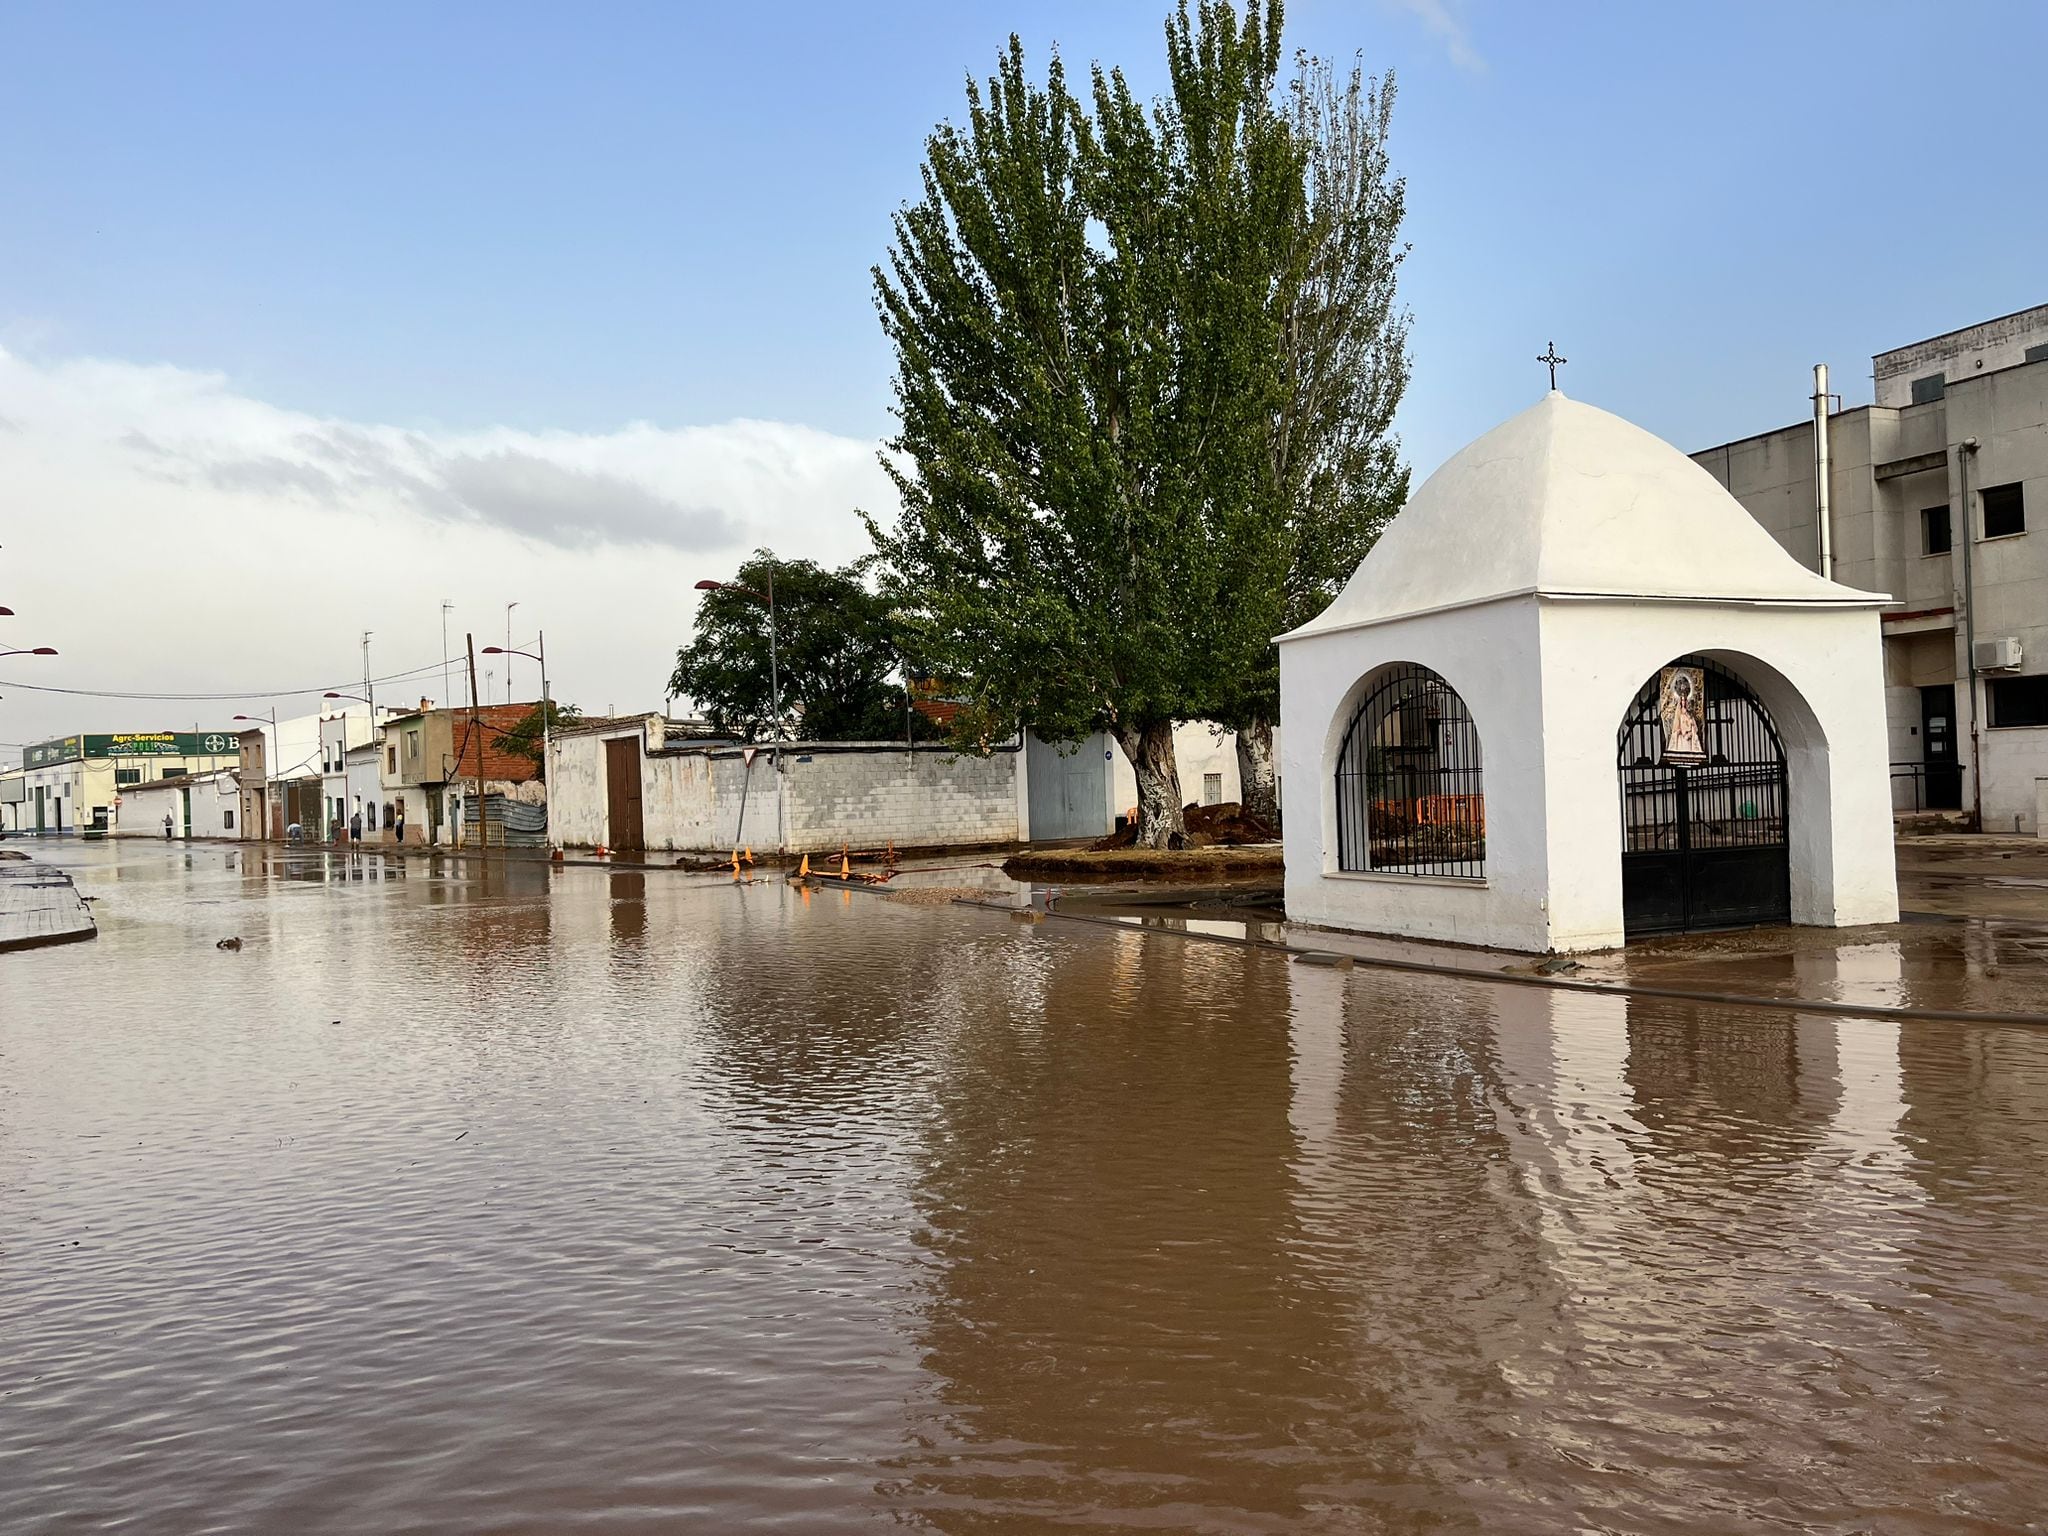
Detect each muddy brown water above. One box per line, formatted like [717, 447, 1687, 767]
[5, 841, 2048, 1533]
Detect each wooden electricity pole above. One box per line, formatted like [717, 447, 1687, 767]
[466, 632, 486, 858]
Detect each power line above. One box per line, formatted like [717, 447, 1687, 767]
[0, 656, 454, 704]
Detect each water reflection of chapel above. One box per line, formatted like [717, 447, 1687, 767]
[1279, 391, 1900, 951]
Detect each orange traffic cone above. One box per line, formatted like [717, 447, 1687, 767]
[743, 847, 755, 865]
[798, 853, 811, 877]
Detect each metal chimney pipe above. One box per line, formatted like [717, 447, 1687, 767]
[1812, 364, 1833, 579]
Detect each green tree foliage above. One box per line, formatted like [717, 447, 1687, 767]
[868, 0, 1408, 845]
[491, 699, 585, 780]
[668, 551, 937, 744]
[1220, 50, 1412, 822]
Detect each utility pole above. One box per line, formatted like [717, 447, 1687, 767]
[361, 631, 374, 752]
[441, 600, 453, 710]
[466, 632, 486, 857]
[505, 601, 518, 702]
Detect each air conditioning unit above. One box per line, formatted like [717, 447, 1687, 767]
[1974, 636, 2023, 673]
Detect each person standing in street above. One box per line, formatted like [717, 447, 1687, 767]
[349, 809, 362, 843]
[162, 812, 173, 841]
[394, 805, 405, 844]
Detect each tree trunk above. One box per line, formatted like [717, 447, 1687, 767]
[1235, 716, 1279, 829]
[1113, 719, 1187, 850]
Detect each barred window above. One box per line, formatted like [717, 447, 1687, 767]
[1333, 664, 1485, 878]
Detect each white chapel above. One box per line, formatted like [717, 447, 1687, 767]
[1277, 390, 1900, 952]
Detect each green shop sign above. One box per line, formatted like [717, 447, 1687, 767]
[24, 732, 240, 767]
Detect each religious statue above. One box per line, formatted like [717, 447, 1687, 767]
[1658, 666, 1708, 766]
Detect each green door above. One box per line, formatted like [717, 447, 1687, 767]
[181, 786, 193, 838]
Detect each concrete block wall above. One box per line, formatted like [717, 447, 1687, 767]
[549, 727, 1019, 853]
[1984, 729, 2048, 835]
[781, 747, 1020, 852]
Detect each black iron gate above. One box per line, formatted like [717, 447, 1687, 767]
[1618, 657, 1790, 936]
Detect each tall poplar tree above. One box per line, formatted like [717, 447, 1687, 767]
[869, 1, 1407, 846]
[1219, 54, 1411, 823]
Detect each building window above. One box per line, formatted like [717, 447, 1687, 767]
[159, 764, 184, 779]
[1922, 505, 1952, 555]
[387, 747, 398, 773]
[1202, 772, 1222, 806]
[1333, 663, 1486, 878]
[1989, 676, 2048, 728]
[1982, 482, 2025, 539]
[223, 810, 235, 830]
[405, 728, 421, 764]
[115, 768, 143, 785]
[1910, 373, 1945, 404]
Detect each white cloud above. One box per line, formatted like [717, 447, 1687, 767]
[0, 347, 897, 749]
[1385, 0, 1485, 71]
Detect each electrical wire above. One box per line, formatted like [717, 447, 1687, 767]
[0, 656, 456, 703]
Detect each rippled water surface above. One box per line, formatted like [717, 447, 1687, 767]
[5, 842, 2048, 1533]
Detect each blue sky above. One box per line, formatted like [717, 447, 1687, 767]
[8, 1, 2042, 460]
[1, 1, 2044, 745]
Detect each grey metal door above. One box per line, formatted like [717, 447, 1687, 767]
[1026, 731, 1110, 841]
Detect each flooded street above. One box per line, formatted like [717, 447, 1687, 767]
[6, 842, 2048, 1532]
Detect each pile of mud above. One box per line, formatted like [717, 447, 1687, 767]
[1089, 800, 1277, 851]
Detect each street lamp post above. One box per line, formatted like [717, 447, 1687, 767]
[505, 602, 519, 702]
[694, 570, 785, 852]
[482, 631, 550, 788]
[0, 643, 56, 836]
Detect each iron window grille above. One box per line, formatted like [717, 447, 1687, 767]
[1617, 656, 1788, 856]
[1333, 663, 1485, 878]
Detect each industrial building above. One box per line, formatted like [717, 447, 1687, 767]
[1, 731, 241, 835]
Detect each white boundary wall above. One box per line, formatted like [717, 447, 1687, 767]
[551, 718, 1024, 853]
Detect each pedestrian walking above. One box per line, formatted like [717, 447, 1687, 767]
[162, 813, 173, 841]
[394, 806, 406, 844]
[349, 809, 362, 842]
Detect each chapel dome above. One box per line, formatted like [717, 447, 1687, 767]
[1284, 391, 1884, 640]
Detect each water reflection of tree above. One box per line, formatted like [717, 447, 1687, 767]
[882, 931, 1560, 1528]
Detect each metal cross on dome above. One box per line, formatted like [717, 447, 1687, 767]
[1538, 341, 1567, 391]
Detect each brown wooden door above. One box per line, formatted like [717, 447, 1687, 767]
[604, 736, 645, 852]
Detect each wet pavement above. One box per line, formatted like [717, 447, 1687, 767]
[5, 839, 2048, 1532]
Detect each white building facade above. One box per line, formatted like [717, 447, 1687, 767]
[118, 769, 243, 840]
[1695, 304, 2048, 833]
[1280, 392, 1899, 953]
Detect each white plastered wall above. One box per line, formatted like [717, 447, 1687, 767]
[1280, 598, 1555, 951]
[1280, 595, 1899, 953]
[1535, 599, 1898, 947]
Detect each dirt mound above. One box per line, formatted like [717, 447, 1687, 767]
[1088, 800, 1276, 851]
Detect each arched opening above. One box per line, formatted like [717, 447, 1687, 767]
[1333, 663, 1485, 878]
[1617, 655, 1789, 936]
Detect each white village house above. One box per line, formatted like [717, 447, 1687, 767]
[1278, 390, 1900, 953]
[116, 767, 243, 840]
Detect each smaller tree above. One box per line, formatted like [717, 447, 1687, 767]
[670, 550, 940, 743]
[492, 699, 584, 780]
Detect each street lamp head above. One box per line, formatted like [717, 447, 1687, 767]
[30, 646, 56, 656]
[694, 580, 722, 592]
[0, 606, 13, 616]
[481, 646, 504, 655]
